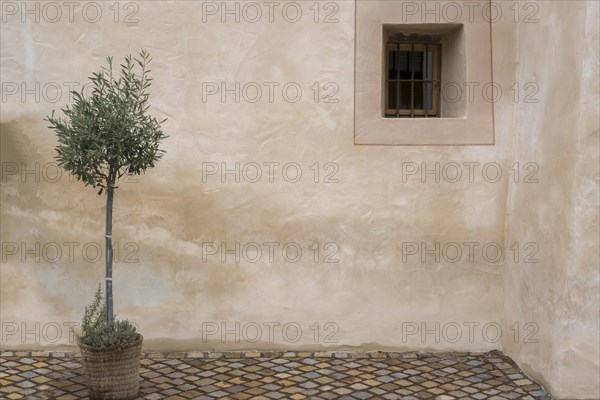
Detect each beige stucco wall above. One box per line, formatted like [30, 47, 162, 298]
[503, 1, 600, 399]
[0, 1, 598, 398]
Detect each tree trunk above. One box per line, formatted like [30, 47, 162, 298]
[105, 171, 116, 323]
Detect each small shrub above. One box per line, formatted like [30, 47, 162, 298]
[78, 285, 138, 349]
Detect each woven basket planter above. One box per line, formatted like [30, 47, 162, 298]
[78, 334, 143, 400]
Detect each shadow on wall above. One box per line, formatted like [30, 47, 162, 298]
[1, 120, 34, 164]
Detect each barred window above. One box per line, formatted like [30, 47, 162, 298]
[385, 32, 441, 118]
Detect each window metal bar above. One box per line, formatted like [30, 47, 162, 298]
[410, 43, 414, 118]
[396, 43, 400, 118]
[425, 43, 429, 118]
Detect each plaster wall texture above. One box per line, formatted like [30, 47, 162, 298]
[503, 1, 600, 398]
[0, 1, 597, 398]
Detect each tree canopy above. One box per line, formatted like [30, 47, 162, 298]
[47, 49, 167, 194]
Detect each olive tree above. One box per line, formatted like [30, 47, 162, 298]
[46, 50, 167, 322]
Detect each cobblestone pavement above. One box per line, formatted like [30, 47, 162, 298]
[0, 350, 552, 399]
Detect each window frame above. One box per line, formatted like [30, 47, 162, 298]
[354, 0, 495, 146]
